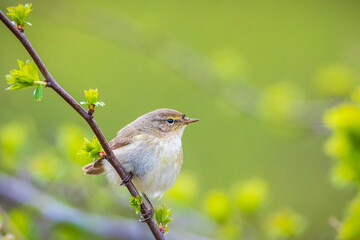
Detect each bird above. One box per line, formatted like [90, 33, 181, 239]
[82, 108, 199, 203]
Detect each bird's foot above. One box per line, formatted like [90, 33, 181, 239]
[120, 172, 133, 186]
[139, 207, 154, 222]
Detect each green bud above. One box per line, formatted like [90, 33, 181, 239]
[5, 60, 46, 101]
[154, 205, 173, 234]
[7, 3, 33, 30]
[129, 196, 142, 215]
[6, 60, 39, 90]
[80, 88, 105, 111]
[78, 136, 102, 159]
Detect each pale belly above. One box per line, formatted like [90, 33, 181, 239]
[132, 154, 182, 199]
[103, 134, 184, 199]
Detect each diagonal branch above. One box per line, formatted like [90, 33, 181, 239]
[0, 10, 164, 240]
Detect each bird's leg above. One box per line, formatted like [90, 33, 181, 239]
[140, 193, 155, 222]
[142, 193, 154, 213]
[120, 172, 133, 186]
[139, 206, 154, 222]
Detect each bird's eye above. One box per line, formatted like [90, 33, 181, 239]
[167, 118, 174, 124]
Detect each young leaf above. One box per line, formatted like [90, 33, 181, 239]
[5, 60, 46, 101]
[94, 101, 105, 107]
[154, 205, 173, 234]
[80, 88, 105, 115]
[129, 196, 142, 215]
[7, 3, 33, 30]
[6, 60, 40, 90]
[34, 85, 43, 101]
[78, 136, 102, 159]
[80, 88, 105, 112]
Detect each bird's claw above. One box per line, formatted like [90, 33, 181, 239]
[139, 208, 154, 222]
[120, 172, 133, 186]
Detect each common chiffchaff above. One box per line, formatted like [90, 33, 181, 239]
[82, 109, 199, 200]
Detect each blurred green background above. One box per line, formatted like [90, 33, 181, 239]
[1, 1, 360, 239]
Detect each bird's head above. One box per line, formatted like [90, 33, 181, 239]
[135, 108, 199, 136]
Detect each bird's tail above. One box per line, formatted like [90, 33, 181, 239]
[82, 159, 105, 175]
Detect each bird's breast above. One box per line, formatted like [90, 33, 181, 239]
[107, 132, 185, 199]
[131, 134, 184, 198]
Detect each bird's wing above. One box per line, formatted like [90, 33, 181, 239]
[109, 123, 139, 150]
[82, 123, 139, 175]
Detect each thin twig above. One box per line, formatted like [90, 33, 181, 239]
[0, 10, 164, 240]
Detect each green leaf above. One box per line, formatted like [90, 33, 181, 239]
[5, 60, 46, 101]
[34, 85, 43, 101]
[154, 205, 173, 234]
[80, 88, 105, 111]
[7, 3, 33, 29]
[94, 101, 105, 107]
[78, 136, 102, 159]
[129, 196, 142, 215]
[6, 60, 40, 90]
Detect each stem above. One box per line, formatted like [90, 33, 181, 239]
[33, 81, 47, 86]
[0, 10, 164, 240]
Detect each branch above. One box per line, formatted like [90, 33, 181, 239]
[0, 10, 164, 240]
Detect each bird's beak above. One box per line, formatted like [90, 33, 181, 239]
[183, 118, 200, 124]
